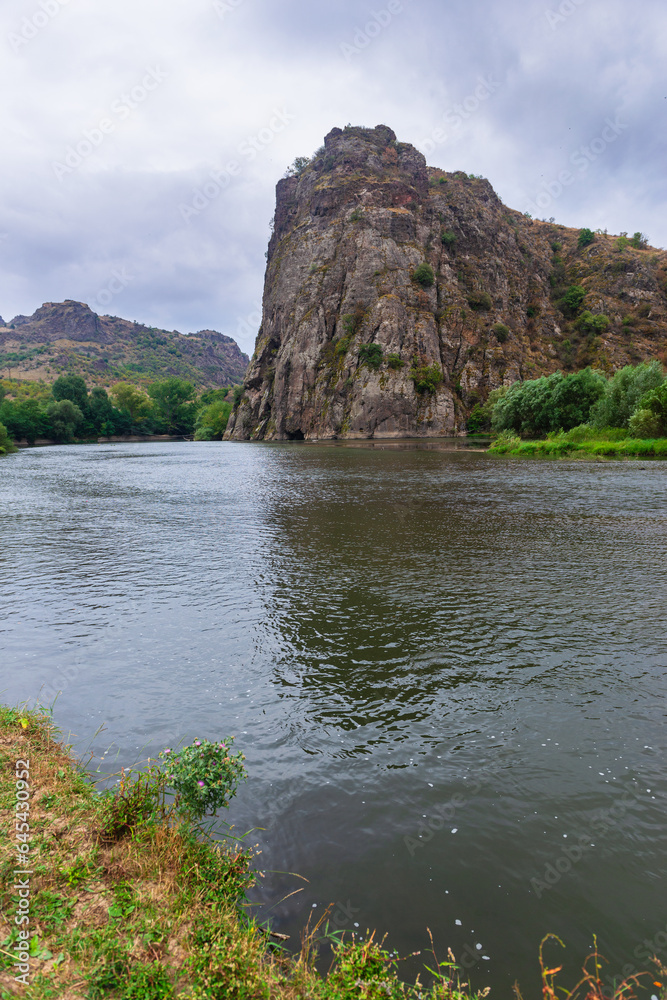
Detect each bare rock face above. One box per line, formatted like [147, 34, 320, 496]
[226, 124, 667, 440]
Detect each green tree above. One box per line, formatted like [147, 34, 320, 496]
[358, 343, 383, 370]
[148, 378, 197, 434]
[45, 399, 84, 442]
[412, 263, 435, 288]
[52, 375, 89, 413]
[87, 387, 117, 435]
[491, 369, 606, 437]
[0, 398, 46, 445]
[590, 361, 664, 428]
[558, 285, 586, 318]
[628, 381, 667, 437]
[0, 420, 17, 455]
[194, 400, 233, 440]
[577, 228, 595, 248]
[109, 382, 153, 428]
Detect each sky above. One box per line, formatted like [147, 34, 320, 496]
[1, 0, 665, 355]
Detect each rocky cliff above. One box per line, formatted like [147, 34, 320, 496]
[0, 301, 248, 388]
[226, 124, 667, 440]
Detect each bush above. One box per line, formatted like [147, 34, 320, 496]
[159, 738, 246, 823]
[631, 380, 667, 435]
[45, 399, 84, 442]
[577, 311, 610, 335]
[631, 231, 648, 249]
[491, 368, 606, 437]
[558, 285, 586, 317]
[578, 228, 595, 248]
[412, 263, 435, 288]
[284, 155, 310, 177]
[195, 400, 233, 440]
[467, 291, 493, 311]
[359, 343, 383, 370]
[0, 420, 17, 455]
[440, 230, 457, 248]
[590, 360, 664, 428]
[410, 361, 443, 394]
[492, 323, 509, 343]
[628, 408, 662, 438]
[386, 353, 404, 370]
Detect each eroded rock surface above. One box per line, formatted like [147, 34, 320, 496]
[226, 124, 667, 440]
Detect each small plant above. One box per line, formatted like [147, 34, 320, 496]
[467, 290, 493, 311]
[577, 228, 595, 248]
[440, 230, 457, 248]
[526, 304, 540, 318]
[631, 231, 648, 249]
[160, 737, 246, 823]
[284, 155, 310, 177]
[551, 241, 562, 252]
[334, 336, 351, 357]
[492, 322, 510, 343]
[350, 207, 363, 222]
[386, 353, 404, 370]
[577, 311, 610, 335]
[412, 262, 435, 287]
[410, 360, 443, 394]
[558, 284, 586, 317]
[359, 343, 383, 370]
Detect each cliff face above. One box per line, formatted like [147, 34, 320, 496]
[226, 124, 667, 440]
[0, 301, 249, 388]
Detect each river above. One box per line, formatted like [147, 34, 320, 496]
[1, 441, 666, 995]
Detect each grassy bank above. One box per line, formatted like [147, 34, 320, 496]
[1, 707, 663, 999]
[489, 426, 667, 458]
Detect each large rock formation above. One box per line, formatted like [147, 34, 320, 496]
[226, 124, 667, 440]
[0, 300, 248, 388]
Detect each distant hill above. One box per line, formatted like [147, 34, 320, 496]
[0, 300, 249, 388]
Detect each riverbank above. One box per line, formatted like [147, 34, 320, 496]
[2, 707, 658, 1000]
[489, 427, 667, 459]
[0, 706, 494, 999]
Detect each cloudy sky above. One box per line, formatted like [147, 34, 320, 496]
[1, 0, 665, 354]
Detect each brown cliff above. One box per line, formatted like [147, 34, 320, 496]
[226, 124, 667, 440]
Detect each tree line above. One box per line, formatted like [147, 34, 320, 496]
[0, 375, 239, 451]
[469, 361, 667, 439]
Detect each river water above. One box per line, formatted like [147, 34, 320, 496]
[1, 442, 666, 995]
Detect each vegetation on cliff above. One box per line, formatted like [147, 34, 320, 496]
[2, 705, 663, 1000]
[0, 301, 248, 390]
[0, 375, 236, 444]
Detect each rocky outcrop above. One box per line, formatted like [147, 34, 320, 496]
[226, 124, 667, 440]
[0, 301, 249, 388]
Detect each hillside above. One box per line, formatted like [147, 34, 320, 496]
[0, 300, 249, 389]
[226, 124, 667, 440]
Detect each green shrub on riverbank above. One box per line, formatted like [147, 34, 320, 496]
[0, 419, 17, 455]
[489, 425, 667, 457]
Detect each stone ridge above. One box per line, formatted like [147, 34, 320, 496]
[226, 123, 667, 440]
[0, 300, 249, 388]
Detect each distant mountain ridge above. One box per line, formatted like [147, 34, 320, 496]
[0, 300, 249, 388]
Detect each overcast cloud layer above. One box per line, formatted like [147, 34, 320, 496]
[1, 0, 665, 354]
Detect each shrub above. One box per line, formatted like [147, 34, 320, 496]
[492, 323, 510, 343]
[334, 336, 351, 357]
[412, 263, 435, 287]
[467, 290, 492, 311]
[284, 155, 310, 177]
[0, 420, 17, 455]
[577, 311, 610, 335]
[632, 380, 667, 435]
[195, 400, 233, 440]
[386, 353, 404, 370]
[631, 231, 648, 249]
[350, 207, 363, 222]
[45, 399, 84, 442]
[558, 284, 586, 317]
[467, 402, 492, 433]
[590, 360, 664, 428]
[491, 368, 606, 437]
[440, 230, 457, 248]
[526, 304, 539, 318]
[410, 361, 443, 394]
[159, 738, 246, 823]
[359, 343, 383, 370]
[577, 228, 595, 248]
[628, 408, 662, 438]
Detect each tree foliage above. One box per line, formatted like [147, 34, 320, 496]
[589, 361, 664, 428]
[491, 369, 606, 437]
